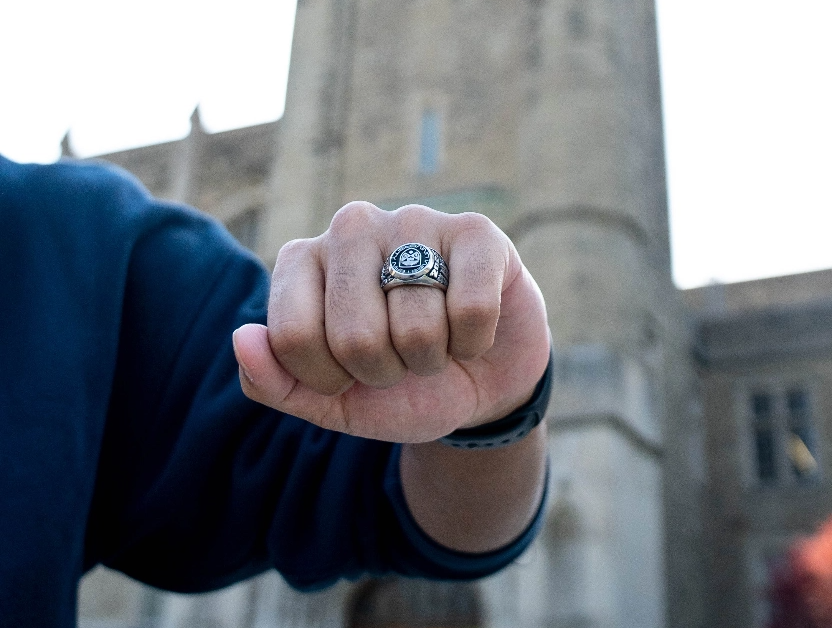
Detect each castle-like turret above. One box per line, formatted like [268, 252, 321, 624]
[267, 2, 704, 627]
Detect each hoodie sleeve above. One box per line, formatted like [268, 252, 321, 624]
[66, 161, 546, 593]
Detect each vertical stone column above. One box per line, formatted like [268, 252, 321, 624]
[509, 1, 687, 626]
[263, 0, 357, 265]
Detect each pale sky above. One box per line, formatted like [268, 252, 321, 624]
[1, 0, 830, 289]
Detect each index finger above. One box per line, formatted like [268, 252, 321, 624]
[443, 213, 510, 360]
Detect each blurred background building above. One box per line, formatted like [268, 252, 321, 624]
[71, 1, 832, 627]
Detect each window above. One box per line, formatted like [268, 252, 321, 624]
[786, 389, 818, 480]
[418, 109, 441, 175]
[752, 393, 777, 483]
[748, 386, 819, 485]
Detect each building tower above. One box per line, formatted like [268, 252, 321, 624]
[266, 1, 706, 628]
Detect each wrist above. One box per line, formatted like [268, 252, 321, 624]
[439, 342, 554, 449]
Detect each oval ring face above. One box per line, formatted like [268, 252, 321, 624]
[389, 243, 433, 279]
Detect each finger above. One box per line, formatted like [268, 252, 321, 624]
[267, 238, 354, 396]
[444, 213, 507, 360]
[233, 323, 296, 405]
[234, 323, 466, 439]
[384, 205, 451, 374]
[387, 284, 450, 375]
[323, 202, 407, 388]
[232, 323, 345, 431]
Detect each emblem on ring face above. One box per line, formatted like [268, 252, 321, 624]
[390, 243, 432, 277]
[381, 242, 447, 292]
[399, 249, 421, 267]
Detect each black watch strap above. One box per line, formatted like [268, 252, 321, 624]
[439, 344, 554, 449]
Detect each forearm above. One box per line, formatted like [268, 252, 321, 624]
[399, 422, 548, 554]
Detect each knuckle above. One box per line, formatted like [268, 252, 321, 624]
[449, 299, 500, 332]
[328, 201, 378, 235]
[452, 211, 497, 236]
[330, 327, 387, 364]
[394, 203, 433, 218]
[393, 204, 438, 230]
[268, 321, 318, 358]
[393, 319, 441, 354]
[276, 238, 313, 262]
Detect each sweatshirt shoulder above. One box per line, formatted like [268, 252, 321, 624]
[0, 154, 212, 245]
[1, 155, 149, 208]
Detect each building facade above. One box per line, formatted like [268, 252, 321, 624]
[71, 1, 830, 627]
[685, 273, 832, 628]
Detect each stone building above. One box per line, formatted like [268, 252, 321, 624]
[685, 272, 832, 628]
[70, 1, 831, 627]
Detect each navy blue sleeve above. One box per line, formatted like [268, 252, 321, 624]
[0, 155, 545, 596]
[85, 179, 548, 592]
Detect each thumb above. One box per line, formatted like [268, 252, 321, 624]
[232, 323, 343, 428]
[232, 323, 295, 408]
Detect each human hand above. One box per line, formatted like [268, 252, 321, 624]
[232, 202, 550, 443]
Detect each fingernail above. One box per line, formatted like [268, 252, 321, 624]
[239, 365, 255, 385]
[232, 329, 255, 384]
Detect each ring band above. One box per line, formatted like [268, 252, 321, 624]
[381, 243, 449, 293]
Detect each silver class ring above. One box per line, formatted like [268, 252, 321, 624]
[381, 243, 449, 293]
